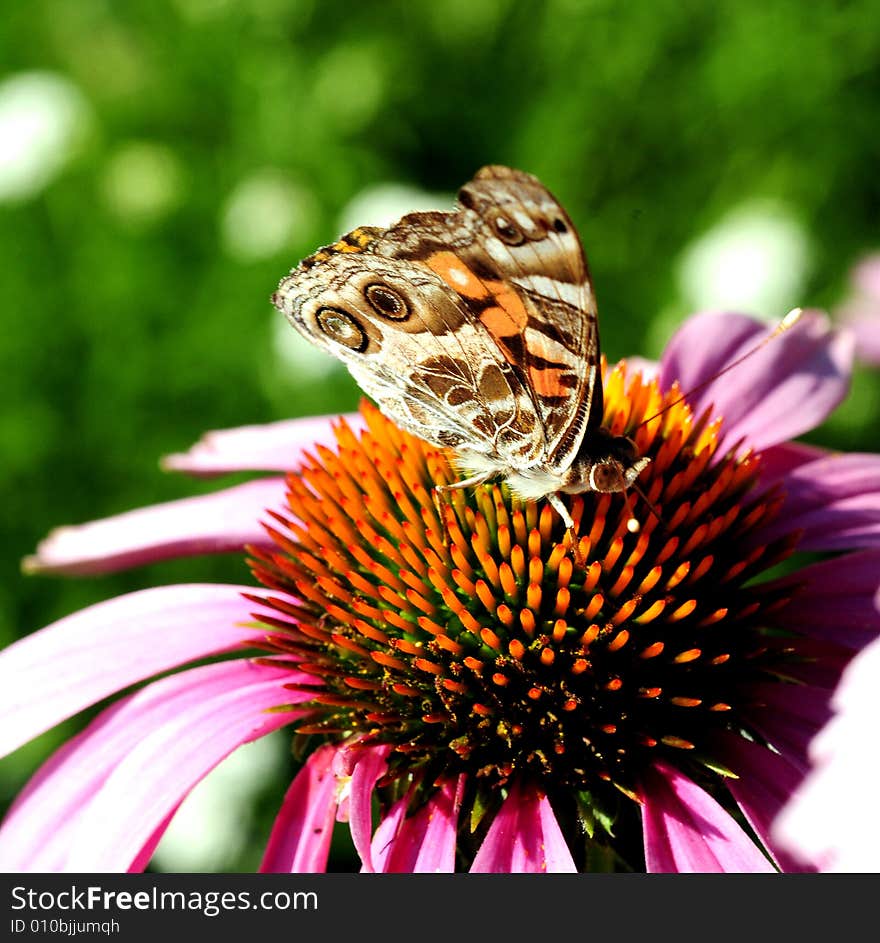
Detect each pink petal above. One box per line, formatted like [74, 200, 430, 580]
[837, 301, 880, 365]
[758, 441, 827, 485]
[0, 583, 287, 758]
[641, 760, 775, 872]
[23, 478, 286, 576]
[768, 550, 880, 649]
[371, 777, 463, 873]
[660, 311, 763, 396]
[719, 733, 815, 873]
[260, 744, 341, 873]
[162, 413, 363, 476]
[825, 628, 880, 718]
[765, 636, 852, 690]
[0, 721, 101, 870]
[659, 310, 853, 452]
[368, 800, 408, 872]
[743, 682, 835, 770]
[470, 781, 576, 873]
[346, 744, 391, 873]
[772, 635, 880, 871]
[851, 253, 880, 300]
[761, 453, 880, 551]
[621, 356, 659, 382]
[130, 810, 179, 873]
[67, 661, 306, 871]
[0, 659, 305, 871]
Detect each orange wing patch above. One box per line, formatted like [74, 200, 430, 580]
[427, 253, 532, 371]
[480, 280, 529, 337]
[426, 251, 490, 300]
[426, 252, 530, 343]
[528, 364, 571, 397]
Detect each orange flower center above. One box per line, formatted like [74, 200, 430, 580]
[248, 362, 801, 843]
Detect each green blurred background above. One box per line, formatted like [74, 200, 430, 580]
[1, 0, 878, 871]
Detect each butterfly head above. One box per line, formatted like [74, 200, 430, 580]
[563, 429, 651, 496]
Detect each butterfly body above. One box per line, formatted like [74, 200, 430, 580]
[272, 165, 650, 534]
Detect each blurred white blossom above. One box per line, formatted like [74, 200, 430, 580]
[678, 201, 811, 320]
[221, 170, 318, 261]
[271, 314, 342, 382]
[336, 181, 449, 233]
[0, 71, 92, 202]
[102, 141, 185, 226]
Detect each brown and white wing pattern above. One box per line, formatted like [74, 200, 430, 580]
[376, 165, 602, 472]
[272, 165, 600, 478]
[273, 245, 544, 468]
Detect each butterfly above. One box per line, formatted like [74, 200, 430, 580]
[271, 165, 650, 543]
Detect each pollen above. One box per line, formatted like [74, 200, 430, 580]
[248, 363, 803, 838]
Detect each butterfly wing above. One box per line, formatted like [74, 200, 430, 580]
[273, 245, 545, 467]
[376, 165, 603, 471]
[272, 165, 600, 476]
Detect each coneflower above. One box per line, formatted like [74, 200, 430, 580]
[2, 310, 877, 872]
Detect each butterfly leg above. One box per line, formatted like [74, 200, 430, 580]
[432, 471, 494, 545]
[547, 492, 585, 566]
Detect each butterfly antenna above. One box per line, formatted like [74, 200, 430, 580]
[629, 479, 664, 530]
[636, 307, 804, 430]
[621, 488, 641, 535]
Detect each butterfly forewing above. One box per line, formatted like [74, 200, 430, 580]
[377, 166, 603, 472]
[272, 165, 603, 488]
[275, 240, 542, 462]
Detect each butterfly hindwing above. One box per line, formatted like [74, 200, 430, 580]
[377, 165, 602, 470]
[275, 247, 545, 465]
